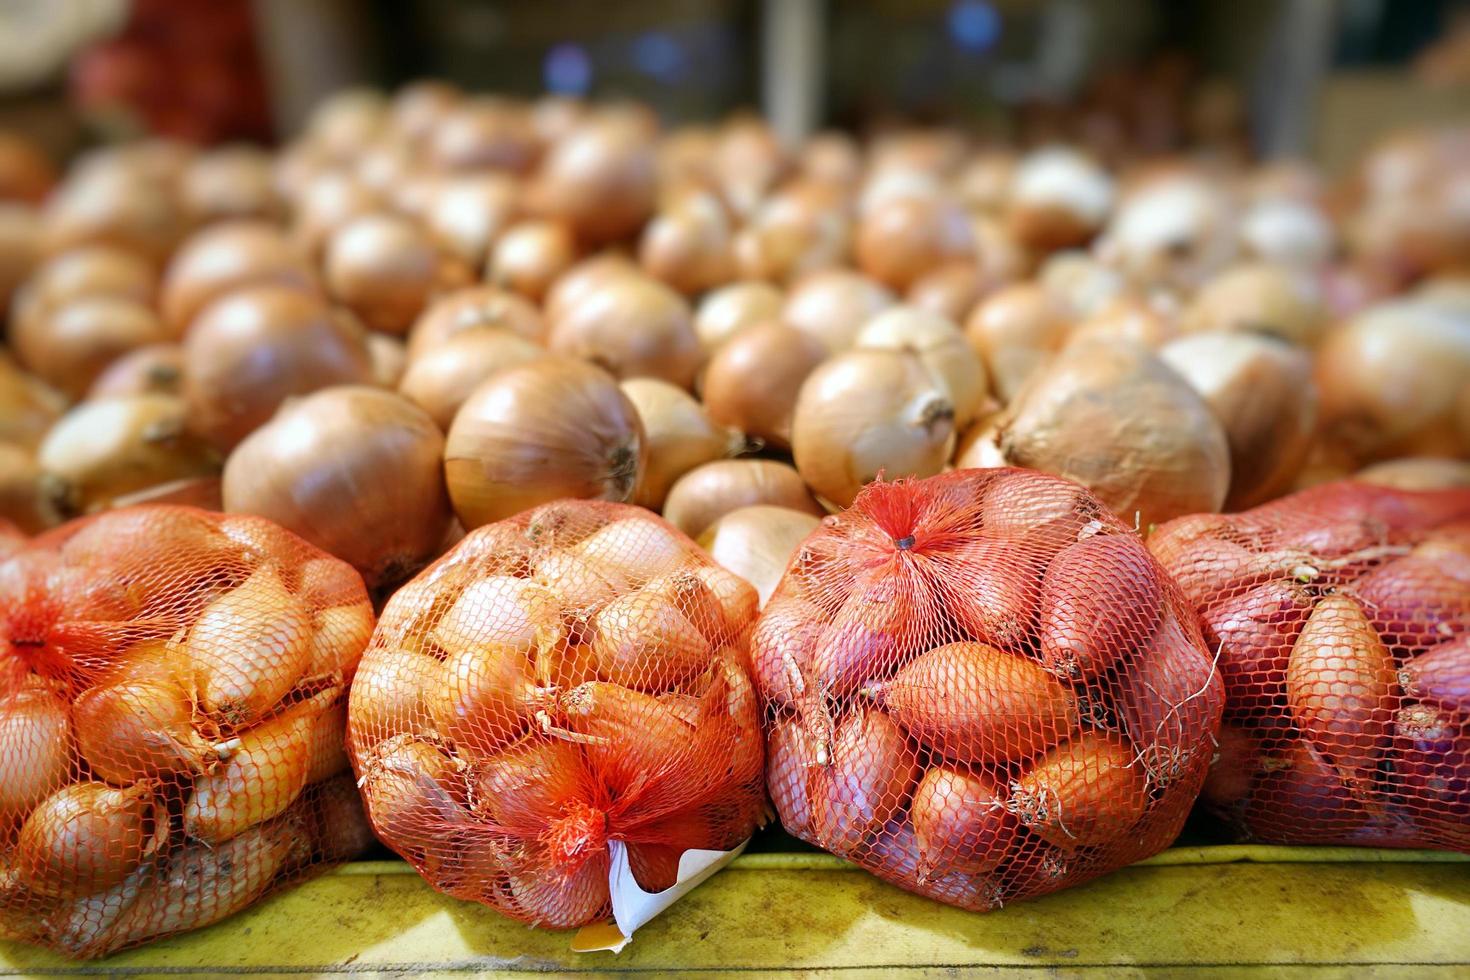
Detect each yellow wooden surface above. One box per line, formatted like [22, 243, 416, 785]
[1, 848, 1467, 978]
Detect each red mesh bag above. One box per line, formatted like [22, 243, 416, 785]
[0, 505, 377, 957]
[754, 468, 1223, 910]
[1150, 481, 1470, 850]
[346, 499, 766, 932]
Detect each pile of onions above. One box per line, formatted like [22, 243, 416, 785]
[527, 117, 657, 244]
[662, 458, 823, 537]
[963, 282, 1072, 403]
[963, 337, 1230, 529]
[855, 306, 990, 428]
[444, 357, 645, 528]
[782, 269, 895, 354]
[159, 221, 317, 333]
[398, 328, 545, 429]
[620, 378, 745, 509]
[1004, 147, 1114, 252]
[702, 321, 827, 449]
[325, 213, 473, 335]
[1180, 262, 1325, 346]
[546, 273, 700, 389]
[0, 352, 65, 449]
[487, 219, 577, 302]
[732, 182, 851, 284]
[1315, 298, 1470, 463]
[693, 280, 784, 354]
[406, 285, 543, 360]
[37, 394, 220, 517]
[792, 348, 956, 508]
[423, 174, 518, 265]
[698, 504, 821, 606]
[183, 286, 374, 450]
[87, 344, 185, 400]
[10, 296, 171, 399]
[1160, 332, 1317, 510]
[223, 386, 451, 586]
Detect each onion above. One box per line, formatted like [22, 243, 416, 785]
[444, 357, 645, 528]
[1160, 332, 1317, 509]
[982, 338, 1230, 529]
[1038, 251, 1127, 319]
[856, 192, 974, 290]
[910, 765, 1016, 877]
[290, 171, 383, 260]
[693, 281, 784, 354]
[11, 296, 171, 399]
[159, 221, 317, 333]
[305, 88, 389, 159]
[0, 681, 74, 816]
[1039, 534, 1163, 678]
[183, 286, 374, 450]
[1356, 457, 1470, 490]
[1068, 294, 1176, 349]
[1181, 262, 1325, 346]
[589, 586, 712, 691]
[16, 782, 157, 898]
[1240, 197, 1334, 269]
[573, 515, 690, 588]
[856, 306, 990, 427]
[662, 459, 822, 537]
[85, 343, 184, 400]
[1008, 732, 1148, 849]
[1096, 173, 1238, 294]
[1316, 299, 1470, 463]
[39, 169, 186, 266]
[366, 333, 408, 388]
[906, 263, 988, 323]
[389, 81, 462, 143]
[962, 282, 1071, 403]
[619, 378, 741, 509]
[399, 328, 545, 429]
[731, 183, 850, 284]
[528, 117, 657, 244]
[547, 273, 700, 388]
[639, 191, 736, 295]
[0, 352, 65, 450]
[0, 445, 56, 532]
[181, 146, 281, 225]
[702, 321, 827, 449]
[73, 677, 215, 784]
[346, 646, 442, 745]
[0, 204, 38, 311]
[782, 269, 896, 355]
[356, 734, 471, 855]
[184, 564, 314, 726]
[810, 706, 918, 856]
[543, 252, 640, 323]
[1004, 147, 1114, 252]
[798, 131, 862, 192]
[429, 98, 538, 173]
[793, 348, 955, 507]
[697, 505, 820, 607]
[407, 285, 543, 361]
[325, 212, 472, 336]
[224, 386, 451, 586]
[953, 150, 1016, 214]
[424, 174, 518, 265]
[487, 220, 577, 302]
[38, 394, 220, 518]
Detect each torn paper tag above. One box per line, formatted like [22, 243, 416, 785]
[571, 838, 749, 953]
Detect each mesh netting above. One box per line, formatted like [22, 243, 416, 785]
[0, 505, 376, 957]
[1150, 481, 1470, 850]
[754, 468, 1222, 910]
[346, 499, 766, 930]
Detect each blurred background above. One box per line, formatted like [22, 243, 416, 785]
[1, 0, 1467, 170]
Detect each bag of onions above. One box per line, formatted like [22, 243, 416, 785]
[754, 469, 1222, 910]
[0, 505, 377, 957]
[1150, 481, 1470, 850]
[346, 500, 766, 939]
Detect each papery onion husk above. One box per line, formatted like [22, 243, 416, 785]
[701, 321, 827, 450]
[399, 327, 546, 430]
[697, 504, 821, 607]
[782, 269, 895, 355]
[662, 459, 823, 538]
[526, 117, 657, 244]
[621, 377, 744, 509]
[159, 220, 317, 334]
[855, 192, 974, 291]
[546, 273, 701, 390]
[73, 676, 215, 785]
[856, 305, 991, 428]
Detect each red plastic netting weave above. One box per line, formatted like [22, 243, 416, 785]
[0, 505, 376, 957]
[754, 468, 1223, 909]
[346, 499, 766, 931]
[1150, 481, 1470, 850]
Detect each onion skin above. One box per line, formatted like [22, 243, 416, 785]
[159, 221, 317, 334]
[1202, 722, 1265, 810]
[856, 306, 991, 428]
[855, 194, 974, 291]
[962, 283, 1071, 403]
[488, 220, 577, 302]
[1399, 636, 1470, 714]
[444, 358, 645, 529]
[767, 713, 816, 837]
[183, 286, 374, 451]
[1202, 580, 1314, 717]
[702, 322, 827, 450]
[663, 459, 821, 538]
[864, 642, 1078, 764]
[86, 343, 185, 400]
[12, 296, 172, 399]
[0, 443, 61, 533]
[749, 596, 827, 708]
[423, 174, 517, 265]
[407, 285, 543, 361]
[1039, 533, 1164, 679]
[470, 736, 589, 829]
[907, 263, 988, 323]
[935, 538, 1042, 652]
[527, 118, 657, 245]
[1391, 704, 1470, 837]
[698, 505, 821, 608]
[622, 377, 740, 509]
[398, 328, 545, 430]
[693, 281, 784, 353]
[589, 587, 712, 692]
[810, 706, 918, 857]
[1008, 732, 1149, 850]
[1353, 555, 1470, 653]
[910, 765, 1017, 878]
[783, 269, 895, 355]
[546, 274, 700, 389]
[0, 681, 74, 816]
[557, 681, 697, 800]
[73, 677, 215, 784]
[223, 386, 450, 587]
[1243, 741, 1368, 842]
[326, 212, 472, 336]
[16, 781, 156, 898]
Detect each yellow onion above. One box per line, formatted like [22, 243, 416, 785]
[181, 146, 281, 225]
[1181, 262, 1326, 346]
[366, 333, 408, 388]
[306, 596, 375, 677]
[547, 273, 700, 389]
[424, 174, 518, 265]
[488, 219, 577, 302]
[0, 680, 74, 815]
[638, 192, 736, 295]
[533, 547, 630, 615]
[1239, 197, 1335, 270]
[693, 281, 784, 354]
[1096, 173, 1238, 293]
[1004, 147, 1114, 252]
[184, 564, 314, 726]
[621, 378, 744, 509]
[16, 781, 157, 898]
[855, 191, 973, 291]
[698, 505, 822, 607]
[183, 286, 374, 450]
[407, 285, 544, 361]
[355, 734, 470, 855]
[11, 296, 172, 399]
[906, 262, 988, 323]
[731, 183, 851, 284]
[1315, 299, 1470, 463]
[792, 348, 956, 508]
[963, 282, 1072, 403]
[1355, 457, 1470, 490]
[527, 117, 657, 244]
[782, 269, 895, 354]
[224, 386, 451, 586]
[159, 221, 317, 333]
[983, 337, 1230, 529]
[345, 646, 442, 745]
[1038, 251, 1127, 319]
[798, 131, 862, 193]
[856, 306, 991, 427]
[399, 327, 546, 429]
[304, 88, 388, 159]
[0, 352, 65, 450]
[543, 252, 641, 324]
[39, 169, 186, 266]
[0, 132, 56, 203]
[1160, 331, 1317, 510]
[0, 443, 59, 532]
[953, 150, 1016, 214]
[433, 640, 545, 756]
[1068, 295, 1177, 350]
[572, 514, 693, 589]
[289, 170, 383, 260]
[702, 321, 827, 450]
[325, 212, 473, 336]
[86, 343, 184, 400]
[38, 394, 221, 518]
[428, 98, 538, 173]
[444, 358, 645, 528]
[73, 676, 215, 785]
[662, 459, 822, 537]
